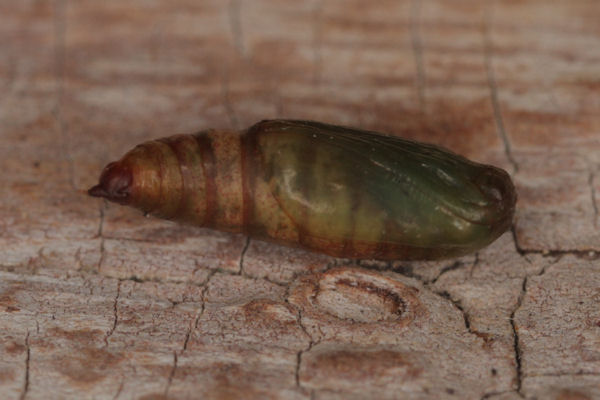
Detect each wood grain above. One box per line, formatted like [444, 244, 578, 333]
[1, 0, 599, 399]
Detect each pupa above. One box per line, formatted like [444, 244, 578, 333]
[88, 119, 516, 260]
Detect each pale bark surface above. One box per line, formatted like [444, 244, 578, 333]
[1, 1, 599, 399]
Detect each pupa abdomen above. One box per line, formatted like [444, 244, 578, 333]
[89, 120, 516, 260]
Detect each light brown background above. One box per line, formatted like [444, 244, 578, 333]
[1, 0, 599, 399]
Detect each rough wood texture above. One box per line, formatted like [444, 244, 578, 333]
[1, 1, 599, 399]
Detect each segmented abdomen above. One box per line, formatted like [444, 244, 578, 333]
[89, 120, 516, 260]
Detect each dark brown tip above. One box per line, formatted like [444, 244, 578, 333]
[473, 166, 517, 227]
[88, 184, 109, 198]
[88, 161, 133, 205]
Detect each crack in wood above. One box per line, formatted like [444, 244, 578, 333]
[181, 314, 195, 353]
[468, 252, 480, 278]
[19, 331, 31, 400]
[510, 226, 598, 261]
[294, 308, 317, 391]
[483, 2, 519, 175]
[358, 254, 492, 346]
[104, 281, 121, 347]
[364, 262, 502, 357]
[509, 276, 527, 396]
[182, 269, 216, 352]
[525, 370, 600, 378]
[111, 377, 125, 400]
[238, 237, 250, 274]
[506, 239, 564, 396]
[589, 169, 599, 229]
[435, 290, 475, 334]
[164, 351, 178, 397]
[505, 251, 587, 395]
[510, 226, 532, 263]
[182, 298, 207, 351]
[428, 260, 464, 285]
[284, 279, 319, 393]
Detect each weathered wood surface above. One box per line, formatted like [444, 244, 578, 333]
[1, 1, 599, 399]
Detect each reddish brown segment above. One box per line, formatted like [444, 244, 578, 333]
[194, 134, 217, 227]
[89, 120, 516, 260]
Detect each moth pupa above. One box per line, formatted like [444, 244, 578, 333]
[89, 120, 516, 260]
